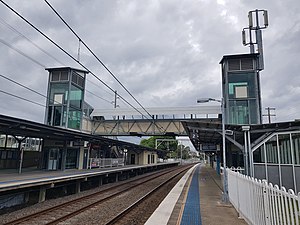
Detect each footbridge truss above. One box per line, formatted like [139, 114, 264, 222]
[90, 106, 221, 136]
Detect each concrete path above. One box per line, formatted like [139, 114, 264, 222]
[199, 165, 247, 225]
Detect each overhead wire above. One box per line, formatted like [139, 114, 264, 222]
[0, 89, 45, 107]
[0, 72, 119, 121]
[0, 74, 47, 99]
[0, 15, 65, 66]
[0, 2, 127, 110]
[0, 42, 112, 105]
[0, 15, 116, 105]
[86, 79, 114, 97]
[43, 0, 156, 121]
[85, 89, 113, 105]
[0, 0, 151, 121]
[0, 39, 113, 105]
[0, 38, 46, 67]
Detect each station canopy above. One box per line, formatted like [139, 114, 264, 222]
[0, 114, 156, 152]
[182, 119, 300, 152]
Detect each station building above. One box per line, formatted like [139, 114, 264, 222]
[0, 114, 158, 172]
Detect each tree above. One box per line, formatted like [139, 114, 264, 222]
[140, 136, 178, 159]
[175, 144, 192, 159]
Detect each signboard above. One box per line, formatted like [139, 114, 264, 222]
[200, 144, 219, 151]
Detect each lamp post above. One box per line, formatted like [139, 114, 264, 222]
[197, 98, 229, 203]
[123, 149, 127, 166]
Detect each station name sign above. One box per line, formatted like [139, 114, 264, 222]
[200, 143, 220, 151]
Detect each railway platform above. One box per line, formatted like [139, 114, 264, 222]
[0, 162, 247, 224]
[0, 162, 179, 209]
[146, 163, 247, 225]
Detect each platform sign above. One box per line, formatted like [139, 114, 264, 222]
[200, 144, 219, 151]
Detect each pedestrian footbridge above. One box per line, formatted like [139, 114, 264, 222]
[90, 106, 221, 136]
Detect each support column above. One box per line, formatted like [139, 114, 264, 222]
[24, 192, 30, 203]
[78, 146, 84, 170]
[244, 131, 249, 175]
[39, 187, 46, 203]
[61, 141, 67, 171]
[247, 131, 253, 176]
[99, 177, 103, 186]
[75, 181, 81, 193]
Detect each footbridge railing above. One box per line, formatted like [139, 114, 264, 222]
[90, 106, 221, 136]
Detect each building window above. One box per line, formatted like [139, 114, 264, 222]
[292, 133, 300, 165]
[53, 106, 62, 126]
[229, 100, 249, 124]
[54, 94, 64, 105]
[72, 72, 84, 88]
[278, 134, 292, 164]
[235, 86, 248, 98]
[49, 83, 69, 105]
[228, 59, 240, 71]
[228, 58, 254, 71]
[266, 136, 278, 164]
[51, 71, 69, 82]
[253, 145, 265, 163]
[60, 71, 68, 81]
[68, 109, 81, 130]
[70, 85, 83, 109]
[228, 72, 256, 98]
[240, 58, 254, 70]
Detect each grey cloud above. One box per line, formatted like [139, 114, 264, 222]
[0, 0, 299, 125]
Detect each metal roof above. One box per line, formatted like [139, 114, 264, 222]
[219, 53, 259, 64]
[182, 119, 300, 152]
[45, 67, 88, 73]
[0, 114, 156, 152]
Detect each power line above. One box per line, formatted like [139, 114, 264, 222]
[0, 73, 94, 113]
[44, 0, 155, 120]
[86, 79, 114, 97]
[0, 0, 154, 122]
[0, 18, 120, 108]
[0, 89, 45, 107]
[0, 38, 46, 68]
[85, 89, 112, 105]
[0, 16, 115, 105]
[0, 16, 65, 66]
[0, 74, 47, 98]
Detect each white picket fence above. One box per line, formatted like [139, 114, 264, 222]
[227, 169, 300, 225]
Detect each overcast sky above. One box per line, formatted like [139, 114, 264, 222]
[0, 0, 299, 130]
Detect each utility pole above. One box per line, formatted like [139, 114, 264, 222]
[114, 90, 117, 109]
[263, 107, 276, 123]
[77, 39, 81, 62]
[113, 90, 118, 140]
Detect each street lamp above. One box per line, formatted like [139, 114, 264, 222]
[123, 149, 127, 166]
[197, 97, 229, 204]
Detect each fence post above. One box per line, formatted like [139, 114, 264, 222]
[263, 180, 271, 225]
[236, 171, 242, 219]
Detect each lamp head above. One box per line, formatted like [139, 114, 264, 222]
[197, 98, 210, 103]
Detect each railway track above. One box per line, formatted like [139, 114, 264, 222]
[104, 165, 191, 225]
[3, 165, 193, 225]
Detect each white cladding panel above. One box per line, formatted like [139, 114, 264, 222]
[92, 106, 221, 118]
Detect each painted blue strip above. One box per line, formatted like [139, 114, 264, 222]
[180, 165, 202, 225]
